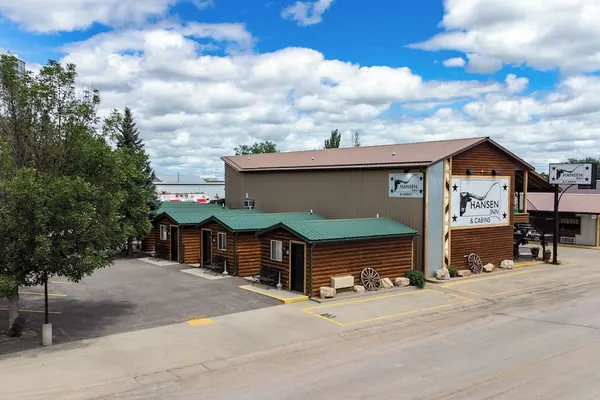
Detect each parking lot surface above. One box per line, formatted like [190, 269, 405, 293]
[0, 257, 279, 354]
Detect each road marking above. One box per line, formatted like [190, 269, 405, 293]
[442, 269, 544, 287]
[0, 307, 61, 314]
[490, 282, 555, 297]
[442, 286, 481, 296]
[302, 289, 474, 327]
[19, 291, 66, 297]
[187, 318, 214, 326]
[175, 314, 208, 323]
[51, 280, 72, 285]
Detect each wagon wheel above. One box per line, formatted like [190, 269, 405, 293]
[361, 268, 381, 291]
[468, 253, 483, 274]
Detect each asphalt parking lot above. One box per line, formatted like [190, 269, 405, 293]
[0, 257, 279, 354]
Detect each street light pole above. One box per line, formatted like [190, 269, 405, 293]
[553, 184, 559, 264]
[42, 272, 52, 346]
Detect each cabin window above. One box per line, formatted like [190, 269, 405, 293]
[217, 232, 227, 251]
[159, 225, 168, 241]
[559, 217, 581, 235]
[270, 240, 283, 262]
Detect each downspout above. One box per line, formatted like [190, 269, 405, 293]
[233, 232, 238, 276]
[309, 243, 314, 298]
[421, 168, 427, 275]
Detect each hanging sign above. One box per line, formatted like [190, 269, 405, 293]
[450, 177, 510, 228]
[388, 173, 424, 198]
[549, 163, 594, 185]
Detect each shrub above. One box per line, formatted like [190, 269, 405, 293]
[448, 264, 459, 278]
[405, 270, 425, 289]
[531, 247, 540, 259]
[8, 317, 25, 338]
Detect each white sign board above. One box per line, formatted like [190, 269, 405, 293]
[549, 163, 593, 185]
[451, 177, 510, 228]
[389, 173, 424, 198]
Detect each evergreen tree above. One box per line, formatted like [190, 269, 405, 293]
[324, 129, 341, 149]
[116, 107, 142, 149]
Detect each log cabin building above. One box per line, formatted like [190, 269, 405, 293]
[223, 137, 553, 276]
[257, 218, 417, 297]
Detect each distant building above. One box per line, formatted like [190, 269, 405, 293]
[154, 174, 225, 202]
[0, 47, 25, 75]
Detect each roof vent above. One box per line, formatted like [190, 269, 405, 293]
[392, 152, 396, 156]
[247, 156, 251, 160]
[310, 209, 313, 214]
[311, 156, 315, 160]
[376, 213, 379, 218]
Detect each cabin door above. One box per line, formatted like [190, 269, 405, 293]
[202, 230, 212, 265]
[170, 226, 179, 262]
[290, 243, 305, 293]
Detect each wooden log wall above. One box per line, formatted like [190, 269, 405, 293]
[196, 221, 235, 271]
[310, 237, 414, 298]
[236, 233, 262, 277]
[259, 228, 297, 289]
[182, 227, 201, 264]
[451, 142, 519, 269]
[142, 225, 157, 252]
[154, 216, 176, 260]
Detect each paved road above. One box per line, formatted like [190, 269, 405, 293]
[110, 255, 600, 399]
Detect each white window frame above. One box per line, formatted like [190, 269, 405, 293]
[159, 225, 168, 241]
[270, 240, 283, 262]
[217, 232, 227, 251]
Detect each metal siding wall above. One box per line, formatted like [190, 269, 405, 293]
[156, 184, 201, 193]
[198, 184, 225, 199]
[235, 168, 425, 270]
[575, 214, 596, 246]
[225, 164, 245, 208]
[426, 161, 444, 277]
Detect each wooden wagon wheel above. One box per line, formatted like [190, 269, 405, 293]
[361, 268, 381, 291]
[468, 253, 483, 274]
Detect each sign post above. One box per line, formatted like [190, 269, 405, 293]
[548, 163, 596, 264]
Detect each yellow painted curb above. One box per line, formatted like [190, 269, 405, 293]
[514, 261, 545, 268]
[239, 285, 308, 304]
[20, 291, 67, 297]
[187, 318, 214, 326]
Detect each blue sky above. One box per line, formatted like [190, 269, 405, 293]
[0, 0, 598, 176]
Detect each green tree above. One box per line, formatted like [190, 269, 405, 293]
[352, 132, 360, 147]
[0, 56, 125, 329]
[104, 108, 157, 256]
[324, 129, 341, 149]
[566, 157, 600, 176]
[235, 141, 278, 155]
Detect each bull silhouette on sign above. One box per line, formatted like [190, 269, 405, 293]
[459, 182, 500, 216]
[394, 175, 418, 192]
[556, 165, 583, 179]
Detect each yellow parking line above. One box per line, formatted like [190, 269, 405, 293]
[187, 318, 214, 326]
[442, 286, 481, 296]
[20, 291, 66, 297]
[491, 283, 554, 296]
[302, 289, 438, 312]
[302, 310, 346, 327]
[51, 281, 72, 285]
[0, 307, 61, 314]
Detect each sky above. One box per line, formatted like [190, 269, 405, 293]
[1, 0, 599, 178]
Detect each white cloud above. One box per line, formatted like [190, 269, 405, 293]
[409, 0, 600, 73]
[282, 0, 334, 26]
[442, 57, 465, 68]
[48, 21, 600, 176]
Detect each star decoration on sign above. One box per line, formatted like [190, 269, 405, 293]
[503, 212, 507, 219]
[552, 166, 556, 170]
[419, 189, 423, 194]
[503, 184, 508, 191]
[390, 176, 394, 181]
[452, 184, 458, 192]
[585, 177, 589, 182]
[586, 166, 590, 170]
[452, 215, 458, 222]
[419, 176, 423, 181]
[390, 189, 394, 194]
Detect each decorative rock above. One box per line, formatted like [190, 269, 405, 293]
[394, 277, 410, 287]
[381, 277, 394, 289]
[500, 260, 514, 270]
[483, 263, 495, 273]
[353, 285, 365, 294]
[319, 287, 336, 299]
[436, 267, 450, 280]
[457, 270, 471, 277]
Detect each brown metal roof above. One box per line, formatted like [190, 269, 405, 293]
[223, 137, 489, 172]
[528, 193, 600, 214]
[223, 136, 535, 172]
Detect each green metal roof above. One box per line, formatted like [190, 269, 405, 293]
[209, 212, 324, 232]
[156, 208, 263, 225]
[260, 217, 418, 243]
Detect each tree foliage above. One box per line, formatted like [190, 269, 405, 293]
[566, 157, 600, 175]
[352, 132, 360, 147]
[235, 141, 278, 155]
[324, 129, 341, 149]
[0, 55, 127, 328]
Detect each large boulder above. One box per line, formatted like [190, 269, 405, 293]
[381, 277, 394, 289]
[500, 260, 514, 270]
[457, 270, 471, 278]
[483, 263, 495, 273]
[353, 285, 365, 294]
[394, 277, 410, 287]
[436, 267, 450, 280]
[319, 287, 336, 299]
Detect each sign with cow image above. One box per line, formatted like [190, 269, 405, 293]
[548, 163, 594, 185]
[450, 176, 510, 228]
[388, 173, 424, 198]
